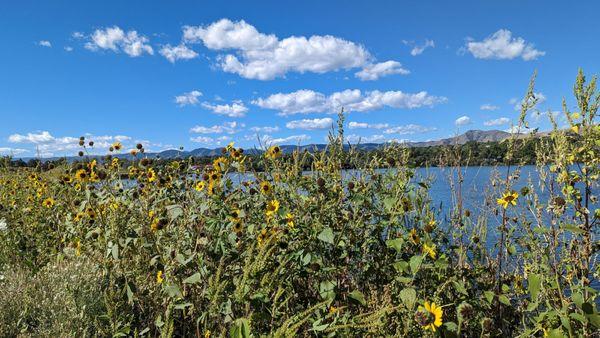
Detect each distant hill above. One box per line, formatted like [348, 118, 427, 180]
[13, 129, 520, 161]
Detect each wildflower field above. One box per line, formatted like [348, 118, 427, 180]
[0, 71, 598, 337]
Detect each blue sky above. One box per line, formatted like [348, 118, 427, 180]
[0, 0, 598, 157]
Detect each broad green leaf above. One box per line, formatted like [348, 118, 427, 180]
[528, 273, 541, 299]
[483, 291, 494, 304]
[399, 288, 416, 310]
[409, 255, 423, 275]
[319, 280, 336, 300]
[498, 295, 511, 306]
[229, 318, 251, 338]
[348, 290, 366, 306]
[183, 272, 202, 284]
[386, 238, 403, 252]
[166, 204, 183, 221]
[318, 227, 334, 244]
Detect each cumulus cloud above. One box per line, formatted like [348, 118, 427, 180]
[160, 44, 198, 63]
[286, 118, 333, 130]
[182, 18, 404, 80]
[175, 90, 202, 106]
[201, 101, 248, 117]
[410, 39, 434, 56]
[483, 117, 511, 126]
[480, 104, 499, 111]
[38, 40, 52, 47]
[64, 46, 74, 52]
[253, 89, 446, 116]
[190, 135, 231, 145]
[355, 61, 410, 81]
[348, 121, 389, 129]
[190, 121, 244, 134]
[85, 26, 153, 57]
[465, 29, 545, 61]
[383, 124, 436, 135]
[455, 116, 472, 126]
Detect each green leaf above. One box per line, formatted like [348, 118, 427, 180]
[348, 290, 366, 306]
[385, 238, 403, 253]
[498, 295, 511, 306]
[319, 280, 336, 300]
[409, 255, 423, 275]
[528, 273, 541, 299]
[164, 284, 183, 299]
[126, 283, 134, 304]
[452, 281, 468, 296]
[483, 291, 494, 304]
[229, 318, 251, 338]
[563, 224, 585, 234]
[546, 329, 564, 338]
[183, 272, 202, 284]
[166, 204, 183, 221]
[399, 288, 416, 310]
[526, 301, 539, 311]
[318, 227, 334, 244]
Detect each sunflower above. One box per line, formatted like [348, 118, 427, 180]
[266, 145, 282, 159]
[257, 229, 268, 246]
[266, 199, 280, 217]
[260, 181, 272, 194]
[415, 301, 443, 332]
[195, 181, 206, 192]
[232, 221, 243, 234]
[285, 213, 294, 227]
[42, 197, 55, 208]
[75, 169, 88, 181]
[147, 168, 157, 183]
[112, 142, 122, 151]
[156, 270, 164, 284]
[230, 209, 242, 223]
[213, 157, 228, 172]
[74, 212, 85, 222]
[423, 243, 436, 259]
[410, 228, 420, 244]
[497, 190, 518, 209]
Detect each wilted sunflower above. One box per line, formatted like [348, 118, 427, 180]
[285, 213, 294, 227]
[410, 228, 420, 244]
[266, 199, 280, 217]
[257, 229, 268, 246]
[415, 301, 443, 332]
[497, 190, 518, 209]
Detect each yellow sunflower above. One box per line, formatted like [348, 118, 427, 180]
[410, 228, 420, 244]
[260, 181, 272, 194]
[423, 243, 436, 259]
[497, 190, 518, 209]
[75, 169, 88, 181]
[266, 199, 280, 217]
[195, 181, 206, 192]
[156, 270, 164, 284]
[42, 197, 55, 208]
[112, 142, 122, 151]
[265, 145, 282, 159]
[285, 213, 294, 227]
[416, 301, 443, 332]
[147, 168, 157, 183]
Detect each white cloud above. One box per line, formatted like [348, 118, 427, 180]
[7, 131, 142, 157]
[410, 39, 434, 56]
[249, 126, 280, 133]
[38, 40, 52, 47]
[480, 104, 499, 111]
[72, 32, 85, 39]
[483, 117, 511, 126]
[182, 18, 403, 80]
[253, 89, 446, 116]
[383, 124, 436, 135]
[259, 134, 310, 145]
[201, 101, 248, 117]
[190, 121, 244, 134]
[64, 46, 74, 52]
[466, 29, 544, 61]
[348, 121, 389, 129]
[286, 118, 333, 130]
[512, 92, 546, 110]
[455, 116, 472, 126]
[160, 44, 198, 63]
[175, 90, 202, 106]
[355, 61, 409, 81]
[0, 147, 28, 155]
[85, 26, 153, 57]
[345, 134, 389, 143]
